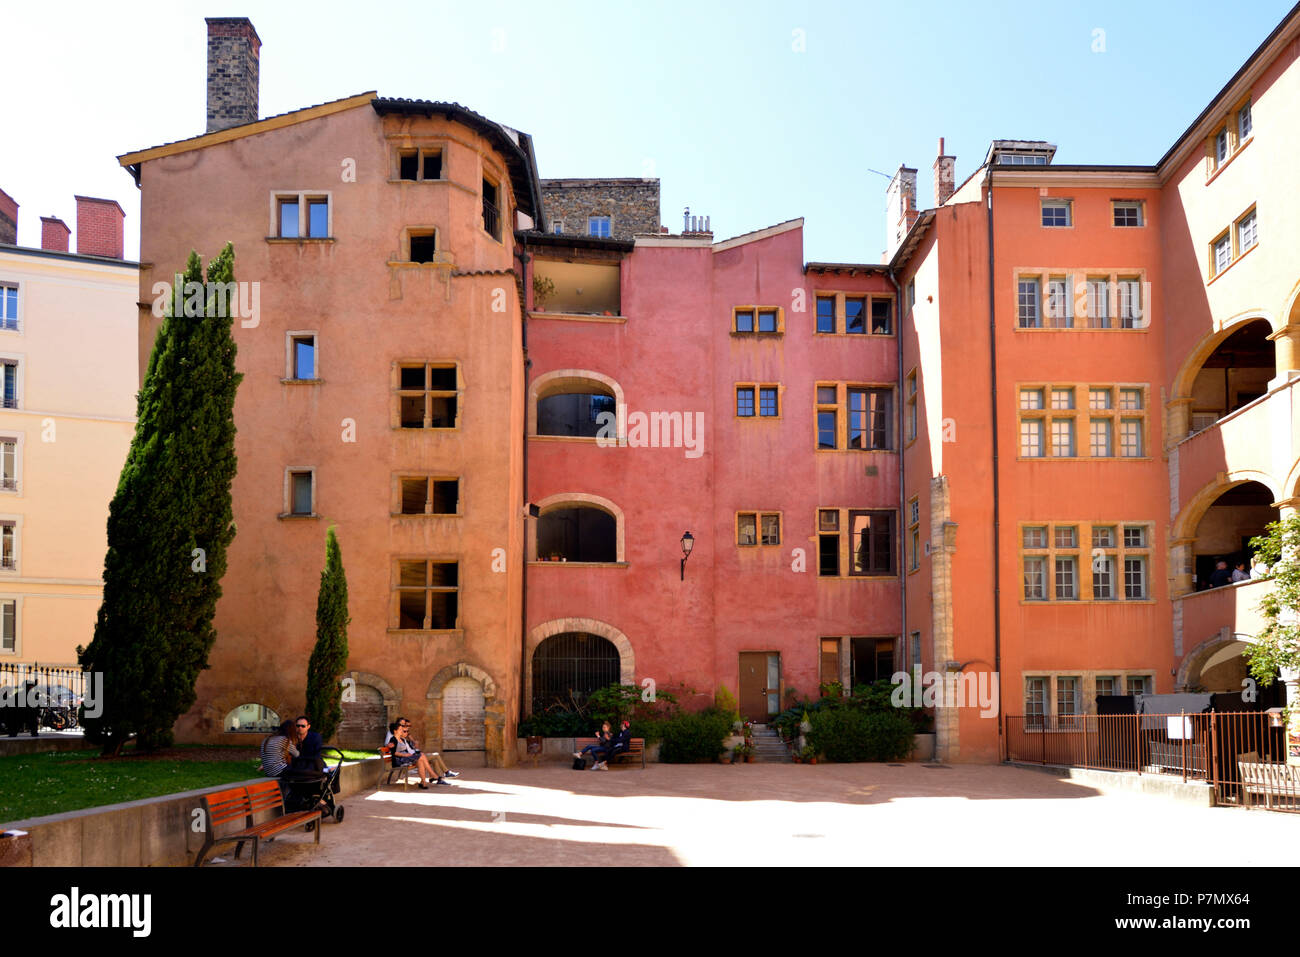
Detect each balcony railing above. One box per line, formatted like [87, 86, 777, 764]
[482, 200, 500, 240]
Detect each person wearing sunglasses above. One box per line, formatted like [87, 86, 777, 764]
[386, 719, 459, 788]
[291, 715, 326, 773]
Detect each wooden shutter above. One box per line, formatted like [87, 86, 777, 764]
[442, 676, 486, 750]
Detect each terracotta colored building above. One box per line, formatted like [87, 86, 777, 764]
[521, 216, 901, 721]
[0, 194, 137, 669]
[891, 7, 1300, 761]
[119, 19, 542, 764]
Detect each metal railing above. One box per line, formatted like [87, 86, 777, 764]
[0, 662, 87, 703]
[1006, 712, 1298, 811]
[482, 200, 500, 240]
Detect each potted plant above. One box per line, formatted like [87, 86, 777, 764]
[532, 274, 555, 311]
[800, 745, 818, 765]
[734, 742, 756, 763]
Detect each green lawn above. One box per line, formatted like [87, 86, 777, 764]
[0, 749, 262, 824]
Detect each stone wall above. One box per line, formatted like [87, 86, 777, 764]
[540, 179, 660, 240]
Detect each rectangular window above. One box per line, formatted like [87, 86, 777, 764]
[1096, 676, 1118, 697]
[1, 362, 17, 409]
[848, 510, 895, 576]
[734, 309, 754, 333]
[759, 387, 778, 417]
[1025, 677, 1047, 727]
[307, 199, 329, 238]
[736, 387, 755, 417]
[906, 280, 915, 312]
[0, 522, 14, 571]
[1093, 555, 1115, 599]
[816, 296, 835, 334]
[1057, 677, 1081, 724]
[816, 386, 837, 449]
[1124, 558, 1147, 600]
[1054, 556, 1077, 600]
[1122, 525, 1146, 548]
[1118, 388, 1143, 411]
[290, 335, 316, 380]
[1213, 233, 1232, 275]
[1090, 418, 1113, 457]
[1126, 675, 1152, 696]
[757, 309, 778, 333]
[0, 599, 13, 651]
[395, 559, 459, 630]
[1041, 199, 1072, 227]
[0, 439, 15, 492]
[1113, 201, 1144, 227]
[1023, 526, 1047, 549]
[818, 533, 840, 577]
[820, 638, 841, 688]
[587, 215, 611, 238]
[1238, 101, 1252, 140]
[399, 477, 459, 515]
[761, 513, 781, 546]
[905, 371, 917, 442]
[737, 513, 757, 546]
[1117, 279, 1142, 328]
[0, 284, 17, 332]
[278, 198, 299, 238]
[845, 297, 866, 335]
[1086, 279, 1111, 328]
[909, 631, 921, 670]
[423, 151, 443, 181]
[1018, 279, 1040, 328]
[1050, 418, 1075, 457]
[1238, 209, 1257, 253]
[397, 363, 458, 429]
[1050, 387, 1075, 410]
[1024, 557, 1047, 599]
[1019, 418, 1044, 457]
[289, 471, 313, 516]
[1046, 278, 1072, 328]
[1215, 128, 1229, 165]
[1019, 388, 1044, 411]
[819, 509, 840, 532]
[409, 231, 437, 263]
[1089, 387, 1112, 410]
[1092, 526, 1116, 548]
[1119, 419, 1143, 457]
[848, 388, 892, 450]
[552, 220, 564, 235]
[482, 177, 501, 240]
[399, 151, 418, 180]
[1054, 526, 1077, 549]
[733, 306, 782, 335]
[870, 298, 893, 334]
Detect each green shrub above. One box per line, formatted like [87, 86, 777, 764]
[659, 709, 732, 763]
[517, 711, 589, 738]
[714, 685, 739, 723]
[806, 707, 915, 762]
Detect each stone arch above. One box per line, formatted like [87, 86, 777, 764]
[530, 491, 625, 561]
[205, 686, 299, 738]
[1170, 470, 1283, 542]
[1170, 310, 1277, 401]
[338, 670, 401, 747]
[528, 368, 625, 437]
[1176, 628, 1256, 691]
[525, 617, 635, 715]
[424, 662, 507, 764]
[1283, 455, 1300, 500]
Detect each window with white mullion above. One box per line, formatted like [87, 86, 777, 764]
[1019, 418, 1045, 457]
[1089, 418, 1113, 457]
[1086, 279, 1111, 329]
[0, 440, 14, 492]
[1050, 418, 1075, 457]
[1213, 234, 1232, 275]
[1124, 556, 1147, 599]
[1117, 279, 1142, 328]
[1045, 278, 1072, 328]
[1017, 279, 1041, 329]
[0, 285, 17, 332]
[1238, 210, 1257, 253]
[1025, 677, 1047, 727]
[1119, 418, 1143, 457]
[1054, 556, 1078, 600]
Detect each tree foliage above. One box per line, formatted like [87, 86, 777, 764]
[79, 247, 241, 754]
[1247, 515, 1300, 685]
[306, 526, 351, 741]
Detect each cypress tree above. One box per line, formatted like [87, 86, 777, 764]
[306, 526, 351, 742]
[79, 245, 241, 755]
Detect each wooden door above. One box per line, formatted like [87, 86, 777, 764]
[442, 676, 486, 750]
[337, 683, 387, 749]
[739, 652, 772, 721]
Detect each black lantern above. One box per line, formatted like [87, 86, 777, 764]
[680, 531, 694, 581]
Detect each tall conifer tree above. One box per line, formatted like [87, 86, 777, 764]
[306, 526, 350, 742]
[80, 245, 241, 754]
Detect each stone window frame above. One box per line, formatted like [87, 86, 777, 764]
[736, 511, 781, 548]
[0, 280, 20, 334]
[0, 351, 23, 410]
[0, 513, 20, 575]
[1020, 520, 1154, 604]
[0, 431, 23, 495]
[1111, 200, 1145, 228]
[393, 145, 446, 183]
[732, 305, 785, 336]
[391, 474, 462, 517]
[905, 369, 918, 445]
[279, 467, 318, 520]
[735, 382, 781, 419]
[0, 593, 20, 655]
[390, 556, 461, 632]
[268, 190, 333, 240]
[811, 291, 896, 337]
[1015, 382, 1149, 461]
[1021, 670, 1158, 724]
[1014, 268, 1150, 331]
[587, 215, 612, 238]
[1040, 198, 1073, 228]
[814, 381, 896, 452]
[907, 494, 921, 573]
[391, 360, 461, 431]
[283, 330, 319, 383]
[1205, 92, 1254, 182]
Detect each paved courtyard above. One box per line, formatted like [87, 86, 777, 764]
[223, 762, 1300, 867]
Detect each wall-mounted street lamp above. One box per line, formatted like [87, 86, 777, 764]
[680, 531, 694, 581]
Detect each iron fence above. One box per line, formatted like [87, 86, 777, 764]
[1006, 712, 1298, 811]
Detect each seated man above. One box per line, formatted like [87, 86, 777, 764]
[292, 715, 325, 772]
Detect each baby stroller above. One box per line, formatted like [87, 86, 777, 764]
[279, 746, 346, 824]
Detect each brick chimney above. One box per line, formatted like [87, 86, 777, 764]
[75, 196, 125, 259]
[41, 217, 71, 252]
[885, 166, 919, 260]
[0, 188, 17, 246]
[206, 17, 261, 133]
[934, 137, 956, 206]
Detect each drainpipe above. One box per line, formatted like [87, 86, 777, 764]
[984, 165, 1004, 760]
[887, 268, 907, 681]
[516, 238, 532, 727]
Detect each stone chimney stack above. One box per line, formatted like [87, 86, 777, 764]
[206, 17, 261, 133]
[75, 196, 125, 259]
[41, 217, 71, 252]
[934, 137, 956, 206]
[0, 188, 17, 246]
[885, 166, 919, 260]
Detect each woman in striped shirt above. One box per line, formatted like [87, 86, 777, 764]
[260, 719, 299, 777]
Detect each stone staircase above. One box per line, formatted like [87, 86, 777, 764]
[749, 724, 792, 763]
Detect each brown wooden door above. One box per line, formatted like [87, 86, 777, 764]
[442, 676, 486, 750]
[739, 653, 770, 721]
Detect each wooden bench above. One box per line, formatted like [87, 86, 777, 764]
[193, 780, 322, 867]
[574, 737, 646, 769]
[1238, 760, 1300, 809]
[378, 744, 419, 789]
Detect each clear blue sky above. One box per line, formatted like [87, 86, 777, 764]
[3, 0, 1294, 261]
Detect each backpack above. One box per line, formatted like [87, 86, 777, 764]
[572, 756, 586, 770]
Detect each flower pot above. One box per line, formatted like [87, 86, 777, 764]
[744, 754, 755, 763]
[809, 757, 817, 765]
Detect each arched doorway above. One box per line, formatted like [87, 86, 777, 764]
[531, 632, 621, 713]
[442, 676, 487, 750]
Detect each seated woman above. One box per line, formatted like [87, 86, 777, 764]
[388, 720, 455, 789]
[260, 719, 299, 778]
[573, 720, 612, 767]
